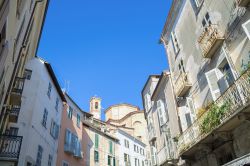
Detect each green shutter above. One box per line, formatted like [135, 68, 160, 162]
[95, 134, 99, 149]
[109, 140, 113, 154]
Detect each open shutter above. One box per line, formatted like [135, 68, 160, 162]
[186, 97, 196, 121]
[242, 19, 250, 40]
[205, 68, 224, 101]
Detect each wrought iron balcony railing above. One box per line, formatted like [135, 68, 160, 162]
[0, 135, 22, 161]
[174, 72, 192, 97]
[237, 0, 250, 7]
[12, 77, 25, 95]
[8, 106, 21, 123]
[198, 24, 224, 58]
[177, 68, 250, 155]
[10, 77, 25, 106]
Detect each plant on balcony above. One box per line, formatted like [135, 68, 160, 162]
[200, 101, 231, 134]
[196, 107, 206, 118]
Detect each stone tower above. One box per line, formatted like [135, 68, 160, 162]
[90, 97, 101, 120]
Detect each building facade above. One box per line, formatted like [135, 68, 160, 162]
[0, 0, 49, 164]
[15, 57, 66, 166]
[142, 72, 181, 166]
[160, 0, 250, 165]
[57, 93, 93, 166]
[115, 129, 146, 166]
[105, 104, 152, 165]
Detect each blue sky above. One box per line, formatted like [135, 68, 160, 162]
[38, 0, 171, 120]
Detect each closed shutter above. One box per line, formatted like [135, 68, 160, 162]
[205, 68, 224, 101]
[95, 134, 99, 149]
[157, 101, 164, 126]
[242, 19, 250, 40]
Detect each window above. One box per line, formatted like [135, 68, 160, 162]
[95, 134, 99, 149]
[47, 82, 52, 98]
[185, 113, 192, 127]
[193, 0, 203, 8]
[67, 106, 73, 119]
[55, 97, 59, 111]
[205, 68, 224, 101]
[124, 153, 130, 163]
[42, 108, 48, 128]
[135, 158, 138, 166]
[157, 100, 168, 126]
[64, 129, 71, 152]
[124, 139, 129, 148]
[202, 12, 212, 28]
[48, 154, 53, 166]
[134, 145, 136, 152]
[50, 120, 59, 139]
[62, 161, 69, 166]
[9, 127, 18, 136]
[171, 30, 180, 55]
[109, 140, 113, 154]
[76, 114, 81, 127]
[36, 145, 43, 166]
[94, 150, 99, 162]
[108, 155, 112, 166]
[95, 102, 98, 109]
[24, 69, 32, 80]
[242, 19, 250, 40]
[71, 134, 78, 154]
[142, 161, 144, 166]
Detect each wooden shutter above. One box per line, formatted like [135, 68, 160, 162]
[205, 68, 224, 101]
[157, 101, 164, 126]
[242, 19, 250, 40]
[186, 97, 196, 121]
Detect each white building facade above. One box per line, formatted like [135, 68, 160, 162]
[115, 129, 146, 166]
[14, 57, 66, 166]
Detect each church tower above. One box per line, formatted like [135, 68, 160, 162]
[90, 97, 101, 120]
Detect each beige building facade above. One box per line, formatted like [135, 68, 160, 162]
[0, 0, 49, 165]
[105, 103, 152, 165]
[160, 0, 250, 165]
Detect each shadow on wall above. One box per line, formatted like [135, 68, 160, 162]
[82, 126, 93, 166]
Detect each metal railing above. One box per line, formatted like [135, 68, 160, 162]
[177, 68, 250, 154]
[174, 72, 191, 97]
[8, 106, 20, 117]
[198, 24, 224, 58]
[0, 135, 22, 160]
[12, 77, 25, 95]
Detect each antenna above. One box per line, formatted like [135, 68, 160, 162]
[64, 80, 70, 93]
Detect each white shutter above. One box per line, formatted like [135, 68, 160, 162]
[194, 0, 203, 7]
[242, 19, 250, 40]
[157, 101, 164, 126]
[186, 97, 196, 121]
[205, 68, 224, 101]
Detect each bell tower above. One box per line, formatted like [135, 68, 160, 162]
[90, 97, 101, 120]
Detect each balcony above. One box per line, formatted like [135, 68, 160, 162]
[237, 0, 250, 7]
[8, 106, 20, 123]
[10, 77, 25, 106]
[198, 24, 224, 58]
[158, 147, 177, 165]
[174, 72, 191, 97]
[0, 135, 22, 161]
[177, 68, 250, 156]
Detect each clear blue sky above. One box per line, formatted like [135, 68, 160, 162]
[38, 0, 171, 120]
